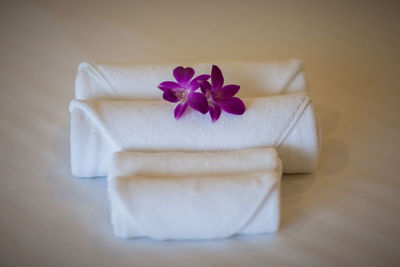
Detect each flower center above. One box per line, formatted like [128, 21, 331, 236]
[176, 88, 189, 103]
[211, 91, 221, 102]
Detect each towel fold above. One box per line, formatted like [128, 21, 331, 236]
[70, 93, 319, 177]
[108, 150, 281, 240]
[109, 148, 281, 177]
[75, 60, 307, 100]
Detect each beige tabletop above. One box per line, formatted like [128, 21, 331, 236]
[0, 0, 399, 266]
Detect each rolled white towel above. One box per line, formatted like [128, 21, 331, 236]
[75, 60, 307, 100]
[108, 150, 281, 240]
[69, 93, 319, 177]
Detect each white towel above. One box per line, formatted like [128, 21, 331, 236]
[75, 60, 307, 100]
[108, 150, 281, 240]
[109, 148, 281, 177]
[69, 93, 319, 177]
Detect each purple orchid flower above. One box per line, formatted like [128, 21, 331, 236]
[199, 65, 245, 122]
[158, 66, 210, 119]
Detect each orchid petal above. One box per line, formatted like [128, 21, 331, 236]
[211, 65, 224, 89]
[173, 66, 195, 85]
[158, 81, 181, 91]
[199, 80, 212, 94]
[188, 92, 209, 114]
[189, 74, 210, 90]
[174, 102, 188, 119]
[163, 89, 181, 103]
[220, 84, 240, 97]
[218, 97, 245, 115]
[209, 104, 221, 123]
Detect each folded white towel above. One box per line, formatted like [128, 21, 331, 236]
[69, 93, 319, 177]
[109, 148, 281, 177]
[108, 150, 281, 240]
[75, 60, 307, 100]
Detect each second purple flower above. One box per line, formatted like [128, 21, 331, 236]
[199, 65, 245, 122]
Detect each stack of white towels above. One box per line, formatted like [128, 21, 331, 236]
[69, 60, 321, 240]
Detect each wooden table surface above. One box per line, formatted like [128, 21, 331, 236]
[0, 0, 399, 266]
